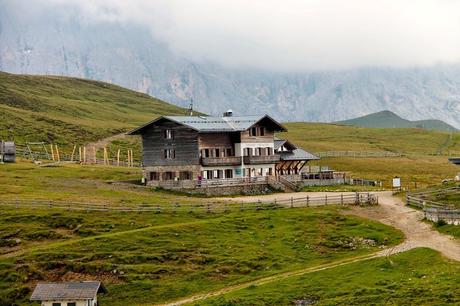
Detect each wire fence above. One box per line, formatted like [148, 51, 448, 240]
[0, 193, 378, 214]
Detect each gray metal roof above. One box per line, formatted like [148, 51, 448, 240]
[30, 281, 106, 301]
[128, 114, 286, 134]
[274, 138, 287, 151]
[279, 148, 320, 161]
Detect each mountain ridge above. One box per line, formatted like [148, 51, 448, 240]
[337, 110, 458, 131]
[1, 2, 460, 128]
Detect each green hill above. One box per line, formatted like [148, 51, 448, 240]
[0, 71, 188, 144]
[280, 122, 460, 155]
[336, 110, 458, 132]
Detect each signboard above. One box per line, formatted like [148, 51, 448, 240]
[235, 167, 242, 176]
[392, 177, 401, 188]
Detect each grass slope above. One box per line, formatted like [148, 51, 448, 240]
[0, 162, 207, 205]
[281, 122, 460, 154]
[0, 71, 187, 144]
[337, 110, 458, 132]
[0, 206, 403, 305]
[200, 248, 460, 306]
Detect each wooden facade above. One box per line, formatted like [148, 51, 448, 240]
[129, 114, 318, 186]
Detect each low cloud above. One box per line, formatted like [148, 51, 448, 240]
[15, 0, 460, 71]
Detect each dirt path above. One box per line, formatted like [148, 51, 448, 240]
[344, 192, 460, 261]
[221, 191, 379, 203]
[151, 252, 383, 306]
[152, 192, 460, 306]
[84, 133, 129, 163]
[0, 219, 211, 260]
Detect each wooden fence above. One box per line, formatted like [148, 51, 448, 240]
[0, 193, 377, 214]
[315, 151, 402, 158]
[406, 187, 460, 224]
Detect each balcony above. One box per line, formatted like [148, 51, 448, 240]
[243, 154, 280, 165]
[201, 156, 242, 166]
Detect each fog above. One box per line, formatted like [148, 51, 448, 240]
[10, 0, 460, 71]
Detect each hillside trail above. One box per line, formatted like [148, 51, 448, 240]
[343, 192, 460, 261]
[0, 219, 212, 260]
[84, 133, 128, 163]
[152, 193, 460, 306]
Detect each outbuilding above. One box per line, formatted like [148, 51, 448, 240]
[30, 281, 106, 306]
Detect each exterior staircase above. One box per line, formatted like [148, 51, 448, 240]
[268, 176, 299, 192]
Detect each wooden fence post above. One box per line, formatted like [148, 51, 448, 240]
[290, 197, 293, 208]
[325, 194, 328, 205]
[55, 145, 60, 162]
[83, 147, 87, 163]
[50, 144, 55, 161]
[71, 145, 76, 162]
[341, 193, 344, 205]
[306, 195, 309, 207]
[117, 149, 120, 166]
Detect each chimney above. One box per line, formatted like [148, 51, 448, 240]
[223, 109, 233, 117]
[187, 98, 194, 116]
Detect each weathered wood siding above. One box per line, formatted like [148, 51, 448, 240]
[240, 125, 274, 143]
[141, 121, 200, 167]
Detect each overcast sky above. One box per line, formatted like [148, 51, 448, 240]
[22, 0, 460, 71]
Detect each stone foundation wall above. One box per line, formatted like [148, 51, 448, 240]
[144, 165, 201, 184]
[180, 184, 271, 196]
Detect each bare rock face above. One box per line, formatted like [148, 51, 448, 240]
[1, 2, 459, 128]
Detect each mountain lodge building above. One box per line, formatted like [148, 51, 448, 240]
[128, 113, 318, 190]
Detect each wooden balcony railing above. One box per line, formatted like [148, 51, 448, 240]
[243, 154, 280, 165]
[201, 156, 242, 166]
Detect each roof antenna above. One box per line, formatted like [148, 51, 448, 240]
[187, 98, 194, 116]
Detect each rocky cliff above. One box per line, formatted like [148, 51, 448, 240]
[1, 1, 459, 127]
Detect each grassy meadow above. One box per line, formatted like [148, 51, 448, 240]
[0, 205, 403, 305]
[198, 248, 460, 306]
[281, 122, 460, 155]
[0, 72, 186, 144]
[0, 162, 205, 205]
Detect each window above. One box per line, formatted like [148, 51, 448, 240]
[52, 303, 61, 306]
[260, 127, 265, 136]
[214, 148, 220, 158]
[149, 172, 160, 181]
[213, 170, 223, 179]
[164, 149, 175, 159]
[67, 303, 76, 306]
[244, 148, 252, 156]
[225, 169, 233, 178]
[202, 149, 210, 158]
[204, 170, 213, 179]
[267, 147, 272, 155]
[226, 148, 232, 157]
[164, 129, 174, 139]
[250, 127, 257, 136]
[179, 171, 192, 180]
[268, 167, 273, 176]
[163, 171, 175, 180]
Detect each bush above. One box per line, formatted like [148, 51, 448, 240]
[435, 219, 447, 227]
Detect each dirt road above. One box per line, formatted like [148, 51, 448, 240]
[346, 192, 460, 261]
[221, 191, 373, 203]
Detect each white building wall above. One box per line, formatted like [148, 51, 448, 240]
[41, 300, 92, 306]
